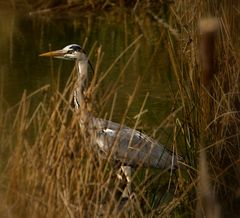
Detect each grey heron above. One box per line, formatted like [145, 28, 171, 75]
[39, 44, 180, 198]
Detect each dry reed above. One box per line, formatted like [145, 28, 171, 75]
[1, 1, 240, 217]
[2, 38, 181, 217]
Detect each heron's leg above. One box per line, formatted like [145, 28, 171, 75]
[120, 166, 132, 198]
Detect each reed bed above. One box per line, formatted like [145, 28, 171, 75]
[1, 0, 240, 217]
[2, 42, 182, 217]
[169, 0, 240, 217]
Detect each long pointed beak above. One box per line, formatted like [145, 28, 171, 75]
[39, 49, 66, 57]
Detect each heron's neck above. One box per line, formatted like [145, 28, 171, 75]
[74, 59, 89, 110]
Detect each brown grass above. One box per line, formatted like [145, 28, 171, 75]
[1, 38, 181, 217]
[169, 0, 240, 217]
[1, 0, 240, 217]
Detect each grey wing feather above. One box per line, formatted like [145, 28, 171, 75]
[89, 118, 178, 170]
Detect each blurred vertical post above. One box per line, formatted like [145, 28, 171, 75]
[196, 18, 220, 218]
[200, 19, 218, 87]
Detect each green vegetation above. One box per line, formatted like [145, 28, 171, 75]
[1, 0, 240, 217]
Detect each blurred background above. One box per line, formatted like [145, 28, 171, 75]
[0, 0, 176, 142]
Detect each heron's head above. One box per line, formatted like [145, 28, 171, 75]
[39, 44, 87, 61]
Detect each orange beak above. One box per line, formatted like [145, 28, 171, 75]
[39, 49, 66, 57]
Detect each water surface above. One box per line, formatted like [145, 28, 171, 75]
[0, 4, 176, 144]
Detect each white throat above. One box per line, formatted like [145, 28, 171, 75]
[73, 59, 89, 110]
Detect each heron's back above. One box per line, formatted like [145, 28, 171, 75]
[89, 118, 179, 170]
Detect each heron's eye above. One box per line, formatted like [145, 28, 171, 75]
[67, 49, 74, 54]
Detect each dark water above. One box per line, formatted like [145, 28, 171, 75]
[0, 5, 176, 143]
